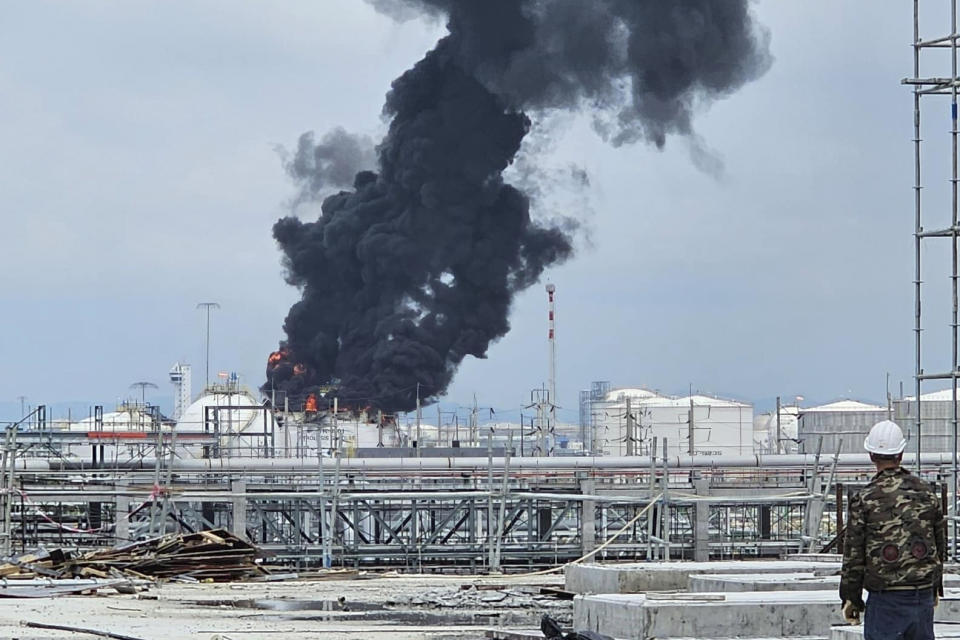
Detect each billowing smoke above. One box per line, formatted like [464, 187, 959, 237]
[266, 1, 771, 412]
[281, 128, 377, 204]
[369, 0, 771, 146]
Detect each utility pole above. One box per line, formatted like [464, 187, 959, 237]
[886, 372, 893, 420]
[16, 397, 25, 419]
[196, 302, 220, 389]
[471, 394, 479, 447]
[529, 387, 550, 456]
[520, 414, 525, 457]
[776, 396, 782, 455]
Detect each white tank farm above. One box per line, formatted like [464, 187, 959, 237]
[591, 388, 754, 457]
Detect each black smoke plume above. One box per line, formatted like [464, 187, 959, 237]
[281, 128, 376, 204]
[266, 1, 771, 412]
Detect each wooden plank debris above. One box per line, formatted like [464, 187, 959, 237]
[538, 586, 575, 600]
[0, 529, 264, 583]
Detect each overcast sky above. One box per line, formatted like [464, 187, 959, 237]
[0, 2, 950, 421]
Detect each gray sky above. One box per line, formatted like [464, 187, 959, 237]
[0, 2, 942, 420]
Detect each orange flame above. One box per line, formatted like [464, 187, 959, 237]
[268, 349, 289, 368]
[305, 393, 318, 413]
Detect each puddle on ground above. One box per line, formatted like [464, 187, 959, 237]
[180, 598, 382, 612]
[290, 610, 509, 625]
[178, 597, 567, 627]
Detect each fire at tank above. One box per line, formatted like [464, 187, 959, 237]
[263, 1, 771, 415]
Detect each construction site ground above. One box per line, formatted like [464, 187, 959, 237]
[0, 572, 570, 640]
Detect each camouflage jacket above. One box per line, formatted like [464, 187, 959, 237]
[840, 467, 945, 604]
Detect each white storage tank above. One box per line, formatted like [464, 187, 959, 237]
[592, 387, 754, 457]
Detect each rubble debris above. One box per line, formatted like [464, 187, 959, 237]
[392, 585, 572, 611]
[72, 529, 263, 581]
[0, 529, 263, 583]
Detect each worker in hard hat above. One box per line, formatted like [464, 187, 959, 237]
[839, 420, 945, 639]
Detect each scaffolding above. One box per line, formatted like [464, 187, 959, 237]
[905, 0, 960, 558]
[578, 381, 610, 455]
[0, 462, 839, 569]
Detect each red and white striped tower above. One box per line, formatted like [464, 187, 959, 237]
[545, 283, 557, 452]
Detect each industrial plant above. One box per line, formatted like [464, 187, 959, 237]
[5, 1, 960, 639]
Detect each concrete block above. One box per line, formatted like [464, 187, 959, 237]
[689, 572, 835, 593]
[785, 553, 843, 563]
[831, 623, 960, 639]
[689, 572, 960, 593]
[566, 560, 841, 594]
[574, 590, 960, 640]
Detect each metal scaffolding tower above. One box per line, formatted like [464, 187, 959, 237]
[905, 0, 960, 557]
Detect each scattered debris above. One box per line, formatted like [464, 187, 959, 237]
[0, 529, 263, 583]
[392, 585, 572, 612]
[486, 630, 544, 640]
[462, 583, 515, 591]
[541, 615, 614, 640]
[0, 579, 132, 598]
[72, 529, 263, 581]
[22, 620, 148, 640]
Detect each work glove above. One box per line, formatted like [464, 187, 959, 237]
[842, 600, 863, 625]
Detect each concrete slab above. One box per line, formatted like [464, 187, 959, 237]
[689, 572, 836, 593]
[785, 553, 844, 563]
[573, 590, 960, 640]
[566, 560, 841, 594]
[689, 572, 960, 593]
[831, 623, 960, 639]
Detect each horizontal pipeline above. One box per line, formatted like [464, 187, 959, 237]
[11, 452, 959, 473]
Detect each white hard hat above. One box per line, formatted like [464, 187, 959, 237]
[864, 420, 906, 455]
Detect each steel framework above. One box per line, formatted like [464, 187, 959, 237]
[0, 446, 897, 570]
[905, 0, 960, 556]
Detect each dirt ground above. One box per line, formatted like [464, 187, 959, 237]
[0, 573, 570, 640]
